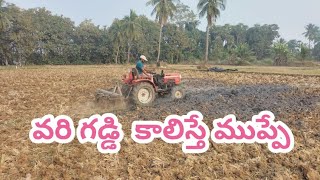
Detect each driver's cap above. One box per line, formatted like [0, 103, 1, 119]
[140, 55, 148, 61]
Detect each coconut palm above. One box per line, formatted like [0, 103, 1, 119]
[303, 23, 319, 49]
[146, 0, 178, 66]
[123, 9, 140, 63]
[197, 0, 226, 63]
[110, 19, 124, 64]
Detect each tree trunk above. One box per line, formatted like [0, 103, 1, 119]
[115, 46, 120, 64]
[157, 24, 163, 67]
[205, 25, 210, 63]
[19, 52, 22, 66]
[127, 43, 131, 64]
[309, 40, 311, 49]
[236, 35, 239, 45]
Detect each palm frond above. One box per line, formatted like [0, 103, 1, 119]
[146, 0, 178, 25]
[198, 0, 226, 26]
[197, 0, 208, 11]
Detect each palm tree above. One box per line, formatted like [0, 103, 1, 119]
[197, 0, 226, 63]
[123, 9, 139, 63]
[303, 23, 320, 49]
[110, 19, 124, 64]
[146, 0, 178, 66]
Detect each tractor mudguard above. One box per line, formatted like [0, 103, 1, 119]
[132, 80, 156, 90]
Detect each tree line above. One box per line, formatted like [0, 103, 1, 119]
[1, 0, 319, 66]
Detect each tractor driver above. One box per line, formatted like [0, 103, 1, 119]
[136, 55, 151, 78]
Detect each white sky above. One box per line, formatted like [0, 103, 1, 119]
[5, 0, 320, 42]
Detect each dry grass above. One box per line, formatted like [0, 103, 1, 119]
[0, 65, 319, 179]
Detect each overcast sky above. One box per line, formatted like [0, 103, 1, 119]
[5, 0, 320, 42]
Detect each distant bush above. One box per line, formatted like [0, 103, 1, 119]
[71, 60, 94, 65]
[288, 60, 320, 67]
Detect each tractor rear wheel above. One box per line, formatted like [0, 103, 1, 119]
[132, 82, 156, 107]
[171, 85, 185, 100]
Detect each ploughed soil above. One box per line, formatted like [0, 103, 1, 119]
[0, 66, 319, 180]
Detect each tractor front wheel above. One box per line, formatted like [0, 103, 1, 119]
[132, 82, 156, 107]
[171, 86, 186, 100]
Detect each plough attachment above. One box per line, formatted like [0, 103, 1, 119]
[95, 83, 132, 110]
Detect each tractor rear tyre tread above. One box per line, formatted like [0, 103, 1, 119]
[132, 82, 156, 107]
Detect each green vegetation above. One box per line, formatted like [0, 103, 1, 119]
[0, 0, 320, 66]
[147, 0, 178, 65]
[197, 0, 226, 63]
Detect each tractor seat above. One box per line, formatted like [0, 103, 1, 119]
[132, 68, 140, 80]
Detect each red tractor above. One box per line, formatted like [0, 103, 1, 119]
[95, 68, 185, 107]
